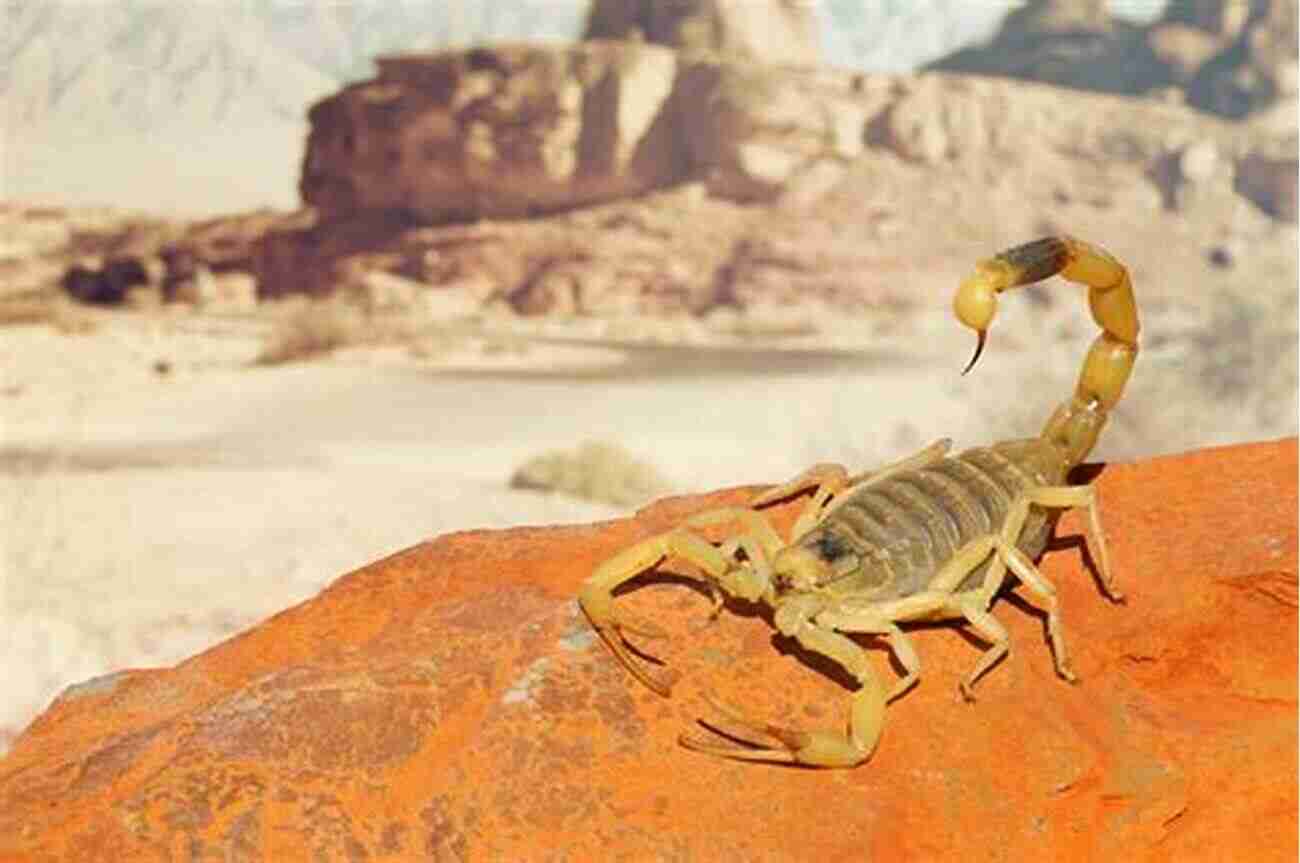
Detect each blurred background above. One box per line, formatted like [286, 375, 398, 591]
[1, 0, 1295, 753]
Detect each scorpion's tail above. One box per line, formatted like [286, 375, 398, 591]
[954, 236, 1139, 468]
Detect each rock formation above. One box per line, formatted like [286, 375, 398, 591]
[928, 0, 1298, 120]
[300, 42, 684, 224]
[293, 35, 1284, 227]
[1, 438, 1295, 858]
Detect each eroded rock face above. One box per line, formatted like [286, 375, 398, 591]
[300, 42, 683, 223]
[1, 439, 1295, 859]
[299, 41, 875, 225]
[584, 0, 820, 66]
[676, 63, 869, 201]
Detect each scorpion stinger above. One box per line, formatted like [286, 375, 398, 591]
[960, 329, 987, 376]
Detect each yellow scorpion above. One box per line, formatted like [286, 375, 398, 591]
[580, 236, 1137, 767]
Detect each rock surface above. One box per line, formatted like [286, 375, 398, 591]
[1, 438, 1295, 860]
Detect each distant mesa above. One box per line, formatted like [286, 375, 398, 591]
[927, 0, 1298, 120]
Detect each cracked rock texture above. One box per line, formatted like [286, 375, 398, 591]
[0, 438, 1295, 860]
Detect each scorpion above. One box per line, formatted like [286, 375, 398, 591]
[579, 236, 1136, 768]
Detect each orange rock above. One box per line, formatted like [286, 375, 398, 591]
[1, 439, 1295, 861]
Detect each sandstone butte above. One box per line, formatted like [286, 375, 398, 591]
[1, 438, 1295, 862]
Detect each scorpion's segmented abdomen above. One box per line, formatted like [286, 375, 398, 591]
[806, 440, 1067, 599]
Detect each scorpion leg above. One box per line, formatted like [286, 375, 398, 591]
[964, 484, 1122, 685]
[998, 485, 1120, 602]
[812, 605, 925, 703]
[910, 535, 1023, 698]
[749, 462, 849, 510]
[1034, 484, 1122, 601]
[950, 593, 1012, 702]
[681, 618, 888, 768]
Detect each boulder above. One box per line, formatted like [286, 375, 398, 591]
[300, 42, 683, 223]
[1, 438, 1295, 859]
[880, 75, 995, 165]
[1236, 148, 1300, 222]
[584, 0, 820, 66]
[61, 255, 152, 305]
[1148, 138, 1236, 211]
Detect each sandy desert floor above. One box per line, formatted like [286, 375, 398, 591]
[1, 284, 1295, 752]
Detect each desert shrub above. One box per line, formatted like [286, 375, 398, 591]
[510, 441, 671, 507]
[257, 299, 361, 364]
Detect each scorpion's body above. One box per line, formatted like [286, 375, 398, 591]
[580, 235, 1137, 768]
[792, 439, 1066, 606]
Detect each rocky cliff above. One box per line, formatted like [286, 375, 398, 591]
[298, 38, 1291, 229]
[264, 39, 1297, 306]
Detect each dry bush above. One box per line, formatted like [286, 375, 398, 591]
[257, 298, 362, 364]
[510, 441, 671, 507]
[258, 289, 488, 365]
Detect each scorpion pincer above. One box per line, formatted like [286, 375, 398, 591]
[579, 236, 1136, 767]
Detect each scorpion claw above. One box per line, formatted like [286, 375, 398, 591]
[679, 692, 874, 767]
[612, 609, 668, 640]
[593, 623, 676, 696]
[582, 590, 677, 695]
